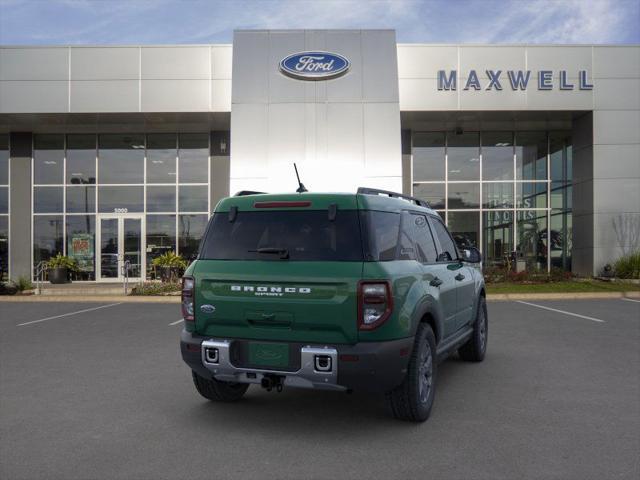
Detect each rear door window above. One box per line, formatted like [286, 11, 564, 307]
[411, 213, 438, 263]
[397, 212, 417, 261]
[200, 210, 363, 261]
[430, 217, 458, 262]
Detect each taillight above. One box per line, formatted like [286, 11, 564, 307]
[182, 276, 195, 322]
[358, 281, 393, 330]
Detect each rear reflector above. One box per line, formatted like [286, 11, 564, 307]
[254, 201, 312, 208]
[339, 354, 359, 362]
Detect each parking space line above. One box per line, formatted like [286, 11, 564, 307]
[169, 318, 184, 326]
[17, 303, 122, 327]
[516, 301, 605, 323]
[621, 298, 640, 304]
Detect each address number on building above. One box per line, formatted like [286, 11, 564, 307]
[114, 208, 128, 213]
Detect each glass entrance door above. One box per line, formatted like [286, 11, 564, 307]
[98, 216, 143, 281]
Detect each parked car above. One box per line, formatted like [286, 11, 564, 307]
[180, 188, 487, 422]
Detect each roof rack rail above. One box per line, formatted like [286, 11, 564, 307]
[357, 187, 430, 208]
[234, 190, 266, 196]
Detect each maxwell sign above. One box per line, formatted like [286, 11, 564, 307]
[279, 52, 350, 80]
[437, 69, 593, 91]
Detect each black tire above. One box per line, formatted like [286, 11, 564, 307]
[458, 296, 488, 362]
[191, 371, 249, 402]
[385, 323, 437, 422]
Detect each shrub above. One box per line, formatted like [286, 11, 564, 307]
[130, 281, 181, 296]
[483, 265, 572, 284]
[15, 276, 34, 291]
[613, 251, 640, 279]
[0, 282, 18, 295]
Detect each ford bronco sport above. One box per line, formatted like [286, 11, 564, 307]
[180, 188, 487, 422]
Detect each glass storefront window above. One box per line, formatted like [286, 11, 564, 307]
[123, 218, 142, 278]
[66, 134, 96, 184]
[550, 132, 572, 183]
[34, 186, 63, 213]
[179, 214, 208, 261]
[516, 210, 547, 271]
[413, 132, 445, 181]
[66, 215, 96, 280]
[411, 129, 571, 272]
[179, 185, 208, 212]
[147, 186, 176, 213]
[517, 182, 547, 209]
[33, 215, 64, 266]
[178, 133, 208, 184]
[516, 132, 547, 181]
[413, 183, 445, 210]
[66, 186, 96, 213]
[447, 211, 479, 249]
[483, 182, 514, 209]
[482, 132, 514, 181]
[0, 216, 7, 280]
[29, 132, 216, 280]
[98, 186, 144, 213]
[147, 134, 177, 184]
[550, 209, 572, 271]
[483, 211, 513, 267]
[550, 182, 572, 210]
[98, 134, 144, 184]
[0, 134, 8, 185]
[447, 132, 479, 181]
[34, 135, 64, 185]
[448, 183, 480, 209]
[146, 214, 176, 279]
[0, 187, 7, 214]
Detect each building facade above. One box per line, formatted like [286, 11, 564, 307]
[0, 30, 638, 281]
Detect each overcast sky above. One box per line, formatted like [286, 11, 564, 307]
[0, 0, 638, 45]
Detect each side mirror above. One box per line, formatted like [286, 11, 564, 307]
[462, 247, 482, 264]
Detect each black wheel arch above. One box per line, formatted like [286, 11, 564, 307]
[410, 300, 443, 345]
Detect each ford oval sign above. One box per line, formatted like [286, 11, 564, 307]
[279, 51, 350, 81]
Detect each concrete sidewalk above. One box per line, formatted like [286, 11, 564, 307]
[1, 291, 639, 303]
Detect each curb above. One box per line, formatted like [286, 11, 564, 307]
[486, 291, 640, 301]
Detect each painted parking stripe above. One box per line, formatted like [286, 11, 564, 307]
[169, 318, 184, 326]
[516, 301, 605, 323]
[621, 298, 640, 304]
[17, 303, 122, 327]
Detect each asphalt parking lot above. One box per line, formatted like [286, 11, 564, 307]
[0, 298, 638, 480]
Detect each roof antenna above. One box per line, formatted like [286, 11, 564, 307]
[294, 163, 308, 193]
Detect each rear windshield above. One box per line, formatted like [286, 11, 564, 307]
[200, 210, 363, 261]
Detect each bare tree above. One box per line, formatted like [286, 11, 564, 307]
[612, 214, 640, 256]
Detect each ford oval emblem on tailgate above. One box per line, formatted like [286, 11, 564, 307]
[200, 304, 216, 314]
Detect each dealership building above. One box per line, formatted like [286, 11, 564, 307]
[0, 30, 638, 282]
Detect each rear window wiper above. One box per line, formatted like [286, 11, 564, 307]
[248, 247, 290, 259]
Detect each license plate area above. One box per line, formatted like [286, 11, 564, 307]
[229, 341, 300, 371]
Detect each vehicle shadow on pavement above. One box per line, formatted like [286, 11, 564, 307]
[179, 356, 472, 436]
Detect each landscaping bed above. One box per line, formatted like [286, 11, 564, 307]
[486, 279, 640, 295]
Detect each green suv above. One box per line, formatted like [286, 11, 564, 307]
[180, 188, 487, 422]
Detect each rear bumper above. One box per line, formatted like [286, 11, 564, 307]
[180, 330, 413, 393]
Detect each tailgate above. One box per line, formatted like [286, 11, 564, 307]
[193, 260, 362, 344]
